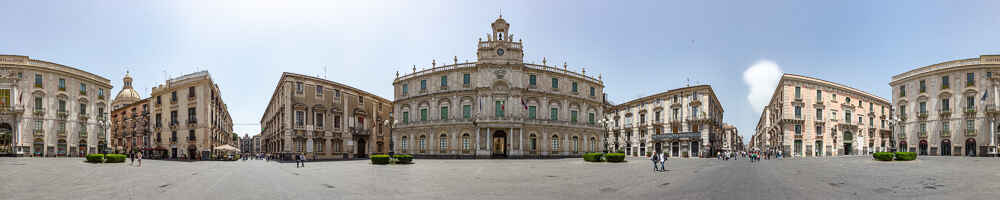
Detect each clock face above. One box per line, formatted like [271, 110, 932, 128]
[497, 48, 505, 56]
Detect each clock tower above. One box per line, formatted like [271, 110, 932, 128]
[477, 15, 523, 65]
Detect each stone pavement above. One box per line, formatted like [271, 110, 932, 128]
[1, 156, 999, 200]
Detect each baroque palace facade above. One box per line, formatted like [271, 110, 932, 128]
[260, 72, 392, 160]
[751, 74, 892, 157]
[392, 16, 605, 158]
[890, 55, 1000, 156]
[604, 85, 727, 158]
[0, 55, 112, 156]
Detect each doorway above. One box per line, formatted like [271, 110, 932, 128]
[492, 130, 506, 157]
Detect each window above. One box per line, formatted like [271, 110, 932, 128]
[552, 135, 560, 152]
[590, 87, 595, 96]
[441, 76, 447, 87]
[420, 108, 427, 121]
[942, 98, 950, 111]
[528, 106, 537, 119]
[967, 73, 975, 86]
[188, 87, 195, 98]
[816, 109, 823, 120]
[571, 110, 578, 123]
[463, 73, 470, 85]
[295, 111, 304, 127]
[551, 78, 558, 89]
[440, 106, 448, 120]
[899, 86, 905, 97]
[495, 101, 504, 117]
[439, 134, 448, 151]
[315, 113, 324, 127]
[296, 82, 303, 94]
[34, 74, 42, 88]
[571, 82, 578, 93]
[462, 134, 470, 151]
[794, 124, 802, 135]
[550, 108, 558, 120]
[402, 84, 408, 95]
[463, 105, 471, 119]
[316, 85, 323, 97]
[402, 111, 409, 123]
[794, 106, 802, 119]
[420, 80, 427, 90]
[529, 75, 536, 86]
[919, 80, 926, 93]
[58, 78, 65, 90]
[942, 76, 950, 89]
[794, 86, 801, 99]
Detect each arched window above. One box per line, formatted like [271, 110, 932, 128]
[401, 136, 409, 152]
[552, 135, 560, 152]
[530, 134, 537, 151]
[462, 134, 470, 151]
[439, 134, 448, 153]
[419, 135, 427, 152]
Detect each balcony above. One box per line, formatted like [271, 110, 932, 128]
[965, 129, 976, 137]
[940, 130, 950, 138]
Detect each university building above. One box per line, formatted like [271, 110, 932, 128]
[890, 55, 1000, 156]
[0, 55, 112, 156]
[604, 85, 727, 158]
[259, 72, 392, 160]
[752, 74, 892, 157]
[391, 16, 606, 158]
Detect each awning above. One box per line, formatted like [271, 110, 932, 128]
[652, 132, 701, 141]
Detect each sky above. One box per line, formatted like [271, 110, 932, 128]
[2, 1, 999, 143]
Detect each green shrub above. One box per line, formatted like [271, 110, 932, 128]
[583, 152, 604, 162]
[873, 152, 894, 161]
[393, 154, 414, 164]
[894, 152, 917, 161]
[105, 154, 126, 163]
[605, 153, 626, 162]
[371, 154, 390, 165]
[85, 154, 104, 163]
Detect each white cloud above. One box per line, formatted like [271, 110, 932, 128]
[743, 60, 783, 114]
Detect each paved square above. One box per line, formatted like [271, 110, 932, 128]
[2, 157, 1000, 200]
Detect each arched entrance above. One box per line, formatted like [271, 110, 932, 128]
[965, 138, 976, 156]
[0, 123, 11, 154]
[356, 138, 367, 158]
[941, 139, 952, 156]
[843, 131, 854, 155]
[918, 140, 928, 155]
[492, 130, 506, 157]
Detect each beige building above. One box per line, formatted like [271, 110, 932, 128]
[890, 55, 1000, 156]
[149, 71, 234, 159]
[260, 72, 392, 160]
[604, 85, 725, 158]
[0, 55, 112, 156]
[392, 16, 605, 158]
[752, 74, 892, 157]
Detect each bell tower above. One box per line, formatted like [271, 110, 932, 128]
[477, 15, 523, 64]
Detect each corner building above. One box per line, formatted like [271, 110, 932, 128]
[890, 55, 1000, 156]
[260, 73, 392, 160]
[392, 16, 606, 158]
[752, 74, 892, 157]
[604, 85, 726, 158]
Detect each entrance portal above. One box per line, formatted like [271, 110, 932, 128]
[492, 131, 506, 157]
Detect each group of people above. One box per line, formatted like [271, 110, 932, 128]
[650, 151, 668, 172]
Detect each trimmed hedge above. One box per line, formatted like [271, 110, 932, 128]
[105, 154, 126, 163]
[605, 153, 626, 162]
[85, 154, 105, 163]
[894, 152, 917, 161]
[873, 152, 894, 161]
[583, 152, 604, 162]
[393, 154, 414, 164]
[371, 154, 390, 165]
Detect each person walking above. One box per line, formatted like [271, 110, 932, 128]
[136, 151, 142, 167]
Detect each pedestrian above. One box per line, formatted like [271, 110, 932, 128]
[137, 151, 142, 167]
[650, 152, 659, 172]
[658, 151, 666, 172]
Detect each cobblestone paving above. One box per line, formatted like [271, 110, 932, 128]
[1, 156, 999, 200]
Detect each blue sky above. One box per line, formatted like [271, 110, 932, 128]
[2, 1, 998, 143]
